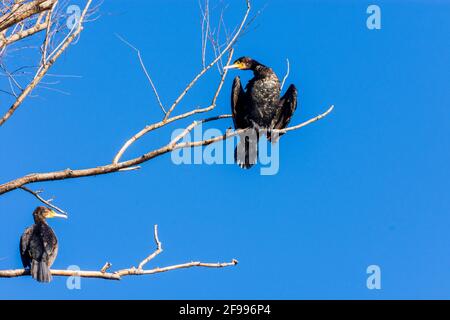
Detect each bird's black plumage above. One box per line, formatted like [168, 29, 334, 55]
[227, 57, 298, 168]
[20, 206, 65, 283]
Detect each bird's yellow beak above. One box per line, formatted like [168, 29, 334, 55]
[223, 62, 245, 70]
[46, 210, 68, 219]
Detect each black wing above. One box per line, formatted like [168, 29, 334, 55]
[269, 84, 297, 142]
[275, 84, 297, 130]
[231, 76, 249, 129]
[20, 226, 34, 268]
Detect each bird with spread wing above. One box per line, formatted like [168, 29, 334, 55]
[224, 57, 298, 169]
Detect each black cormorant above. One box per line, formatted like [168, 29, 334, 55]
[224, 57, 298, 168]
[20, 206, 67, 282]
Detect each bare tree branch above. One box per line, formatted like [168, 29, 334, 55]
[0, 0, 55, 32]
[115, 33, 166, 115]
[0, 20, 48, 48]
[40, 0, 58, 63]
[112, 48, 235, 164]
[19, 186, 67, 215]
[0, 105, 334, 196]
[0, 224, 238, 280]
[137, 225, 162, 270]
[200, 0, 210, 68]
[280, 58, 290, 91]
[277, 105, 334, 134]
[163, 0, 250, 120]
[0, 0, 92, 126]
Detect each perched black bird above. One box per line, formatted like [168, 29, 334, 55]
[20, 206, 67, 282]
[224, 57, 298, 168]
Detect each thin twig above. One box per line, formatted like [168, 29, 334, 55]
[41, 0, 58, 64]
[112, 49, 234, 164]
[100, 262, 112, 273]
[163, 0, 250, 121]
[276, 105, 334, 134]
[0, 21, 48, 48]
[0, 0, 92, 126]
[115, 33, 166, 115]
[200, 0, 210, 68]
[19, 186, 67, 215]
[280, 58, 290, 91]
[138, 225, 162, 270]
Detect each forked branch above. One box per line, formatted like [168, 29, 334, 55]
[0, 0, 93, 126]
[163, 0, 251, 120]
[0, 105, 334, 196]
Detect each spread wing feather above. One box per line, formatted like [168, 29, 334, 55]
[268, 84, 298, 142]
[231, 76, 249, 129]
[275, 84, 298, 130]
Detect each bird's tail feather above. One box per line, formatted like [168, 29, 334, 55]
[31, 260, 52, 283]
[234, 134, 258, 169]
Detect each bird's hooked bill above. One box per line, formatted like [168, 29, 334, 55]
[49, 210, 68, 219]
[224, 63, 243, 70]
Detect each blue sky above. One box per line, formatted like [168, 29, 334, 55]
[1, 0, 450, 299]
